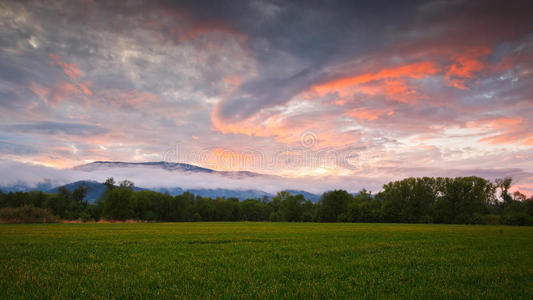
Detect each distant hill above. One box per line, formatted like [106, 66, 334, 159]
[153, 187, 273, 199]
[74, 161, 272, 179]
[45, 180, 148, 202]
[284, 190, 321, 202]
[147, 187, 320, 201]
[74, 161, 215, 173]
[46, 180, 105, 201]
[0, 181, 55, 193]
[43, 181, 320, 203]
[1, 161, 321, 202]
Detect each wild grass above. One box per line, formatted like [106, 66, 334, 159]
[0, 222, 532, 299]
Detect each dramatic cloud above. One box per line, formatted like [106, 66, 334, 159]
[0, 0, 532, 194]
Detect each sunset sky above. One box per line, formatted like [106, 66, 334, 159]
[1, 0, 532, 194]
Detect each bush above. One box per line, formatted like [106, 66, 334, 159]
[418, 215, 433, 224]
[482, 214, 502, 225]
[192, 212, 202, 222]
[269, 212, 280, 222]
[470, 213, 484, 225]
[79, 211, 93, 222]
[502, 212, 533, 226]
[302, 212, 314, 222]
[0, 206, 59, 223]
[337, 213, 348, 222]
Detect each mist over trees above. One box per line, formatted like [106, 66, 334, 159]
[1, 176, 532, 225]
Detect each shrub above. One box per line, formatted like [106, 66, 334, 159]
[192, 212, 202, 222]
[79, 211, 93, 222]
[470, 213, 484, 225]
[302, 212, 314, 222]
[0, 206, 59, 223]
[337, 213, 348, 222]
[269, 212, 280, 222]
[502, 212, 533, 226]
[418, 215, 433, 224]
[483, 214, 502, 225]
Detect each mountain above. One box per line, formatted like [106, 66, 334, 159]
[284, 190, 321, 202]
[188, 188, 272, 199]
[3, 179, 321, 203]
[0, 180, 55, 193]
[74, 161, 214, 173]
[71, 161, 320, 201]
[45, 180, 147, 202]
[46, 180, 105, 202]
[43, 182, 318, 203]
[0, 161, 321, 202]
[73, 161, 270, 178]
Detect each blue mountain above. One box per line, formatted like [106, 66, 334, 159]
[1, 161, 321, 202]
[45, 180, 148, 202]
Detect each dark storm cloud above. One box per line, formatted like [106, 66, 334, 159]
[166, 0, 420, 122]
[201, 0, 533, 122]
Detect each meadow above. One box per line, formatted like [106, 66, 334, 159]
[1, 223, 532, 299]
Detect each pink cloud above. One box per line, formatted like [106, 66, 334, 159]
[313, 61, 440, 103]
[468, 117, 533, 146]
[445, 47, 491, 89]
[49, 53, 83, 80]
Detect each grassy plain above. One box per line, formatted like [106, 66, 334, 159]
[1, 222, 532, 299]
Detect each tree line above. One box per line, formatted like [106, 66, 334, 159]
[1, 176, 532, 225]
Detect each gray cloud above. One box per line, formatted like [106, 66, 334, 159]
[0, 141, 38, 155]
[4, 122, 108, 136]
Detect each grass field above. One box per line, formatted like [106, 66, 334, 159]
[1, 223, 532, 299]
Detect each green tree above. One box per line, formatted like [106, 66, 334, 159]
[276, 191, 304, 222]
[315, 190, 353, 222]
[102, 187, 134, 220]
[240, 199, 270, 221]
[104, 177, 116, 192]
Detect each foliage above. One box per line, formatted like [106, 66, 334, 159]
[1, 176, 532, 225]
[0, 205, 58, 223]
[315, 190, 353, 222]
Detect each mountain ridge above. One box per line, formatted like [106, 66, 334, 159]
[73, 161, 274, 178]
[1, 161, 321, 202]
[41, 180, 320, 203]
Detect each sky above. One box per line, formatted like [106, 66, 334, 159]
[1, 0, 533, 194]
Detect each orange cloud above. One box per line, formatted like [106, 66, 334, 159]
[211, 110, 284, 138]
[522, 138, 533, 146]
[48, 53, 93, 97]
[49, 53, 83, 80]
[211, 108, 361, 149]
[313, 61, 439, 103]
[204, 148, 264, 171]
[52, 83, 82, 102]
[383, 80, 417, 103]
[30, 81, 90, 104]
[77, 81, 93, 96]
[345, 108, 394, 121]
[29, 82, 50, 102]
[445, 47, 491, 89]
[468, 117, 533, 145]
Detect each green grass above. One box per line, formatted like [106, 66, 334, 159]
[1, 223, 532, 299]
